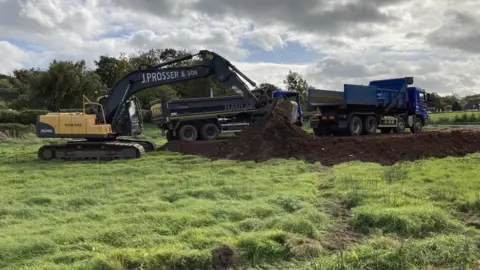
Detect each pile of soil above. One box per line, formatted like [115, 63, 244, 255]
[159, 115, 480, 166]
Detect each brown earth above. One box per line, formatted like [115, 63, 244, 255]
[159, 115, 480, 166]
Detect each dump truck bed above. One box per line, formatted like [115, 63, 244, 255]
[150, 95, 257, 124]
[307, 88, 344, 107]
[307, 77, 413, 109]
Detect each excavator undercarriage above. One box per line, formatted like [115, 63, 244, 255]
[37, 137, 159, 161]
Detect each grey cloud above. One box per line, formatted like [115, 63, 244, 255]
[98, 0, 180, 16]
[192, 0, 405, 35]
[0, 0, 48, 38]
[109, 0, 410, 36]
[303, 56, 478, 96]
[303, 57, 379, 89]
[126, 28, 248, 60]
[405, 32, 423, 39]
[427, 10, 480, 53]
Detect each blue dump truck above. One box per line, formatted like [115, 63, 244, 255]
[150, 89, 303, 141]
[306, 77, 433, 136]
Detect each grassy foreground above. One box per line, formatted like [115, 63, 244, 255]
[0, 126, 480, 269]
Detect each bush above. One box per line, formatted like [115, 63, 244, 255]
[0, 109, 20, 123]
[0, 109, 49, 125]
[0, 123, 34, 138]
[18, 110, 50, 125]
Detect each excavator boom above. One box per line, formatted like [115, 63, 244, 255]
[35, 50, 298, 161]
[101, 50, 269, 135]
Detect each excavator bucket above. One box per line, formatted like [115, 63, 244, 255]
[267, 99, 299, 124]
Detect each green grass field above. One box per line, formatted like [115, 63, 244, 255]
[428, 111, 480, 124]
[0, 125, 480, 269]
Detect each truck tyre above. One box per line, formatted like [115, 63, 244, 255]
[363, 116, 377, 135]
[393, 117, 406, 133]
[348, 116, 363, 136]
[410, 116, 423, 133]
[178, 124, 198, 141]
[200, 123, 220, 140]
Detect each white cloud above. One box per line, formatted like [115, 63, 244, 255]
[247, 29, 286, 51]
[0, 41, 32, 74]
[234, 62, 308, 89]
[0, 0, 479, 96]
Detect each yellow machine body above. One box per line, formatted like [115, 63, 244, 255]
[36, 112, 112, 139]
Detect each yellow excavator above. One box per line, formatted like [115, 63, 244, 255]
[35, 50, 299, 161]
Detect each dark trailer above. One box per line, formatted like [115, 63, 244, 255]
[150, 90, 302, 141]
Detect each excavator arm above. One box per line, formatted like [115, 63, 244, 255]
[101, 50, 297, 135]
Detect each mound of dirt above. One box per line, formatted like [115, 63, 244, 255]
[159, 115, 480, 166]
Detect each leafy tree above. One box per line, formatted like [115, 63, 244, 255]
[5, 68, 44, 110]
[283, 70, 311, 108]
[452, 101, 463, 111]
[259, 83, 280, 90]
[28, 60, 103, 111]
[94, 54, 131, 88]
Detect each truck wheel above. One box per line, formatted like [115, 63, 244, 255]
[393, 117, 406, 133]
[363, 116, 377, 135]
[410, 117, 423, 133]
[200, 123, 220, 140]
[178, 124, 198, 141]
[348, 116, 363, 136]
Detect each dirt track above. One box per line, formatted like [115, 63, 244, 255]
[159, 115, 480, 166]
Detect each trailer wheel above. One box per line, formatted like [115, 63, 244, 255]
[178, 124, 198, 141]
[200, 123, 220, 140]
[393, 117, 406, 133]
[348, 116, 363, 136]
[363, 116, 377, 135]
[410, 117, 423, 133]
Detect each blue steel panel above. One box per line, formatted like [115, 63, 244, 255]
[369, 77, 413, 91]
[344, 84, 408, 108]
[344, 84, 379, 105]
[376, 88, 407, 108]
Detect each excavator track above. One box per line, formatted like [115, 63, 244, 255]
[37, 141, 145, 161]
[115, 138, 158, 152]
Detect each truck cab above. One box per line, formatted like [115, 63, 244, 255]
[410, 87, 430, 125]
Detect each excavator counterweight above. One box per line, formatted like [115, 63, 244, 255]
[35, 50, 298, 160]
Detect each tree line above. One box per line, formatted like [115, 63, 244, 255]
[0, 47, 476, 113]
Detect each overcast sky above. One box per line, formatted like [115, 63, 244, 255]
[0, 0, 479, 96]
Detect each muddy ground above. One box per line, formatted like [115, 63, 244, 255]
[159, 115, 480, 166]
